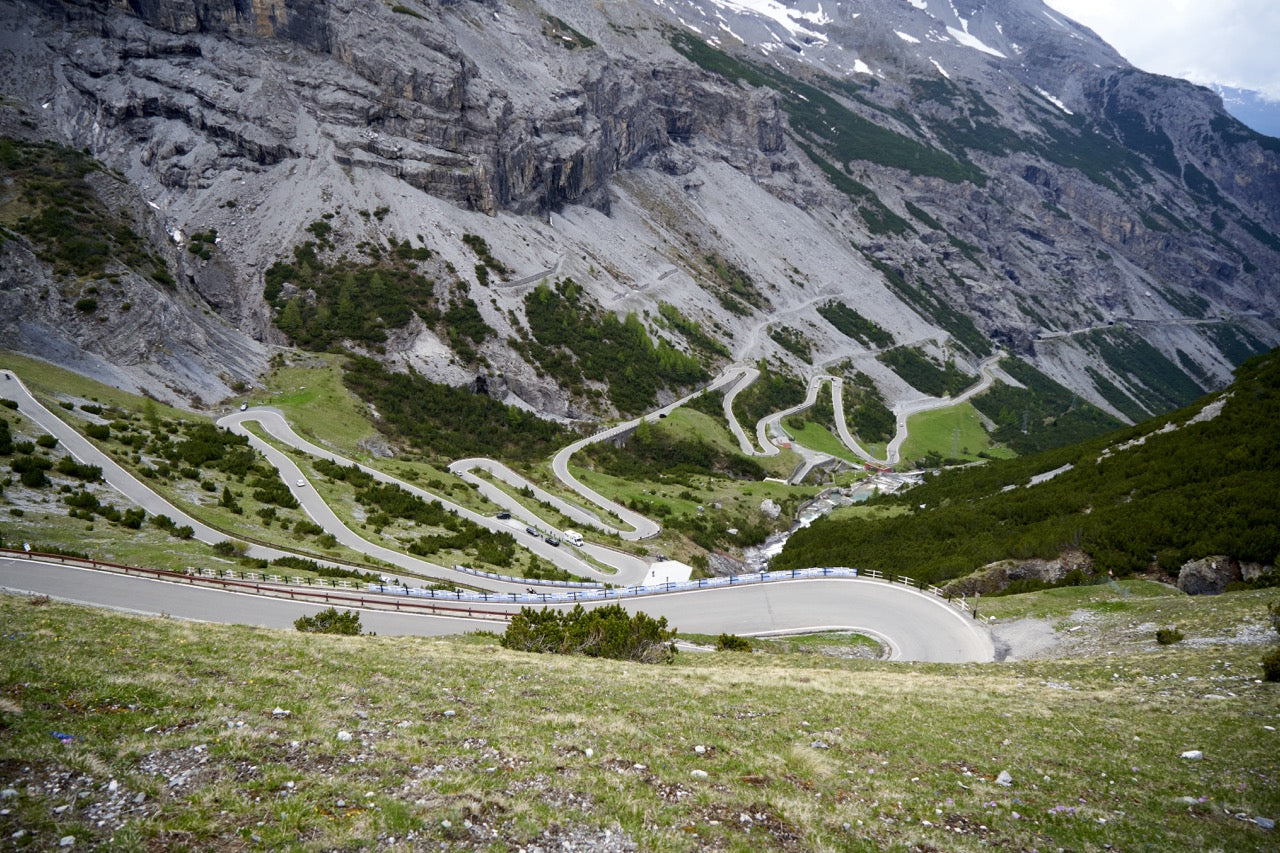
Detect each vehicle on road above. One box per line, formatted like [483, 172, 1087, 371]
[495, 511, 511, 520]
[544, 535, 560, 546]
[526, 526, 539, 536]
[239, 403, 248, 411]
[296, 479, 306, 487]
[563, 530, 584, 547]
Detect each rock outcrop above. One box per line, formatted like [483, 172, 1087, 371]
[0, 0, 1276, 416]
[945, 550, 1095, 597]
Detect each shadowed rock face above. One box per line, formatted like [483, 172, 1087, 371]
[104, 0, 332, 51]
[3, 0, 1278, 417]
[43, 0, 788, 216]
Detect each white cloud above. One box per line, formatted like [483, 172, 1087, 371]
[1045, 0, 1280, 100]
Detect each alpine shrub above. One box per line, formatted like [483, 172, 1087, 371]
[294, 607, 363, 635]
[715, 633, 754, 652]
[501, 604, 677, 663]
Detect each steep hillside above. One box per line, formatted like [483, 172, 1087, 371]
[0, 0, 1276, 427]
[775, 347, 1280, 585]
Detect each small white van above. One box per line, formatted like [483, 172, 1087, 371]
[563, 530, 584, 547]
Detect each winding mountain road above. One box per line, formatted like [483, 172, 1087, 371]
[219, 409, 643, 587]
[1, 363, 998, 662]
[0, 555, 993, 662]
[714, 351, 1005, 471]
[883, 352, 1005, 464]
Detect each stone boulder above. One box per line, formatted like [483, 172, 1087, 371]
[1177, 556, 1238, 595]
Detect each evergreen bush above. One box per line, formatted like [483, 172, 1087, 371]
[715, 633, 753, 652]
[294, 607, 363, 635]
[501, 604, 677, 663]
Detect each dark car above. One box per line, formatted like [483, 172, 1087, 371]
[544, 536, 560, 547]
[526, 526, 539, 536]
[495, 511, 511, 520]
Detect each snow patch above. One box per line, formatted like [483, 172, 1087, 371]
[930, 58, 950, 79]
[1035, 87, 1074, 115]
[852, 58, 873, 76]
[1042, 9, 1068, 29]
[706, 0, 830, 44]
[895, 30, 921, 44]
[946, 26, 1006, 58]
[718, 20, 744, 42]
[907, 0, 928, 9]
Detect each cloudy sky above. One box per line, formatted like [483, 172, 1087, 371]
[1045, 0, 1280, 100]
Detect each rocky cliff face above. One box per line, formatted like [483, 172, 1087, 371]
[1, 0, 1277, 418]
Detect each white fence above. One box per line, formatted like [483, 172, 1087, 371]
[196, 567, 356, 588]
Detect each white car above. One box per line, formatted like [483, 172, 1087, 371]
[296, 478, 306, 487]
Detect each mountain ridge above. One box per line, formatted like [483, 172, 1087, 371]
[0, 0, 1277, 433]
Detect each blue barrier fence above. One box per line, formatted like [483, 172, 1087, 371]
[365, 567, 975, 617]
[450, 564, 605, 589]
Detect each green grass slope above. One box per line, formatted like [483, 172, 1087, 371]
[0, 588, 1276, 850]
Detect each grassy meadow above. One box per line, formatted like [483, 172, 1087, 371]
[1, 584, 1276, 851]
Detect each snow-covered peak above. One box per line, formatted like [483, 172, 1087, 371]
[647, 0, 1125, 91]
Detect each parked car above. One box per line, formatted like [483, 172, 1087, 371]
[526, 526, 539, 536]
[544, 535, 560, 547]
[495, 511, 511, 520]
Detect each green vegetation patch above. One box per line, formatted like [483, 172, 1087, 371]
[0, 136, 171, 283]
[502, 604, 676, 663]
[461, 232, 510, 286]
[841, 369, 895, 444]
[581, 418, 764, 483]
[867, 257, 992, 357]
[264, 235, 443, 351]
[731, 361, 806, 432]
[657, 302, 730, 359]
[542, 13, 596, 49]
[702, 252, 768, 314]
[768, 325, 812, 363]
[972, 357, 1122, 454]
[520, 279, 707, 413]
[342, 355, 573, 463]
[818, 301, 894, 348]
[1082, 327, 1206, 415]
[1202, 322, 1270, 366]
[899, 402, 1007, 468]
[877, 346, 971, 397]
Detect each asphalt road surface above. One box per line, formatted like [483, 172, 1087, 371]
[1, 557, 994, 662]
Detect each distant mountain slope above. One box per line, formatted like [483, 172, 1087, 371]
[0, 0, 1275, 425]
[774, 346, 1280, 583]
[1214, 85, 1280, 139]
